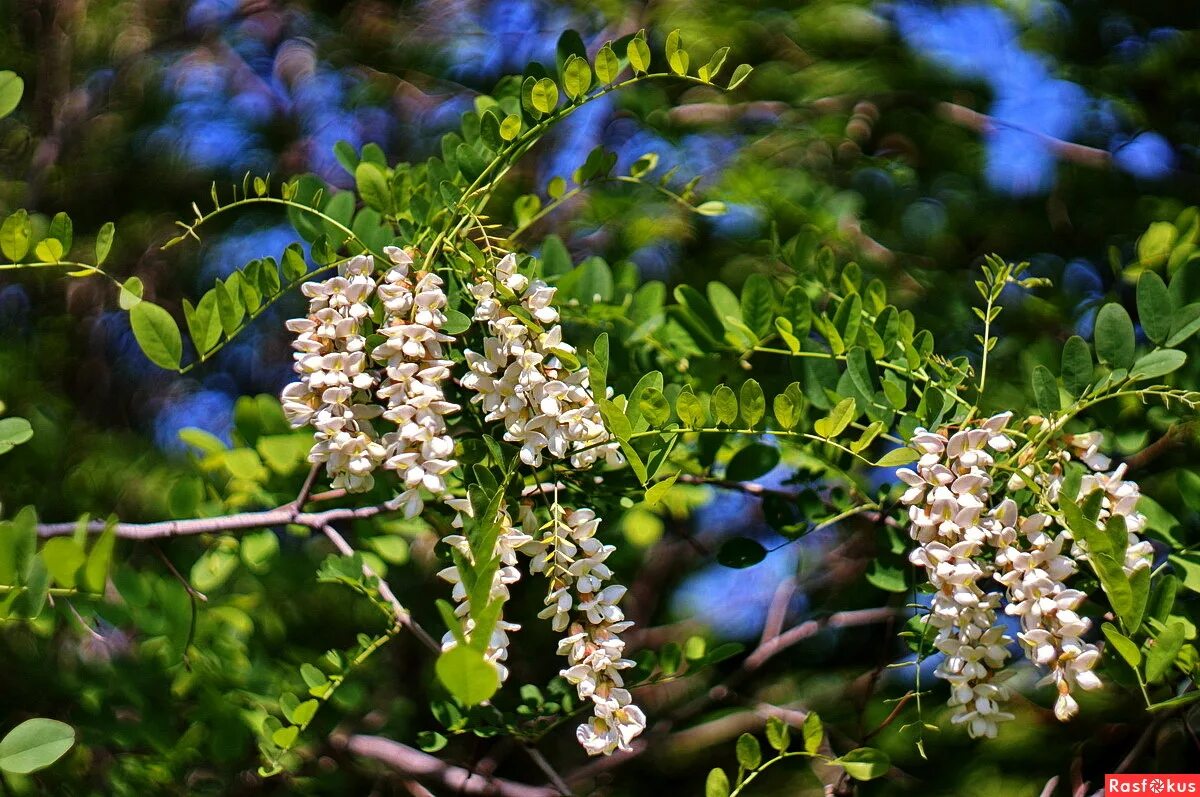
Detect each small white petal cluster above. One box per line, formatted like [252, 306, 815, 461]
[901, 416, 1154, 733]
[994, 508, 1101, 722]
[1001, 433, 1152, 720]
[523, 505, 645, 756]
[371, 246, 460, 517]
[281, 248, 459, 512]
[900, 413, 1018, 738]
[460, 254, 621, 469]
[437, 498, 533, 682]
[281, 254, 386, 492]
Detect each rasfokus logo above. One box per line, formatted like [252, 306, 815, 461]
[1107, 775, 1200, 794]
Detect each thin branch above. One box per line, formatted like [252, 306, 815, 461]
[522, 745, 572, 797]
[744, 607, 902, 673]
[759, 578, 796, 647]
[36, 502, 393, 539]
[292, 463, 323, 513]
[779, 93, 1115, 170]
[320, 524, 441, 654]
[1123, 423, 1194, 472]
[333, 734, 558, 797]
[152, 544, 208, 603]
[933, 101, 1111, 169]
[1115, 718, 1162, 774]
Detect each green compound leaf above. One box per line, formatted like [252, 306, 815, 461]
[436, 645, 501, 706]
[129, 301, 183, 370]
[0, 71, 24, 120]
[1094, 303, 1135, 369]
[0, 719, 75, 775]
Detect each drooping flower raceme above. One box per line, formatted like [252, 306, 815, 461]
[900, 414, 1018, 738]
[281, 248, 460, 514]
[457, 255, 642, 754]
[522, 504, 645, 756]
[371, 246, 460, 517]
[282, 254, 387, 492]
[901, 416, 1153, 732]
[998, 434, 1153, 720]
[460, 253, 621, 470]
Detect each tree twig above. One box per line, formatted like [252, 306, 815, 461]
[320, 524, 440, 654]
[332, 734, 558, 797]
[522, 745, 572, 796]
[292, 463, 323, 514]
[36, 502, 394, 539]
[743, 607, 902, 672]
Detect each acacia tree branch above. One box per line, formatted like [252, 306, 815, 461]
[292, 463, 323, 513]
[35, 479, 445, 652]
[319, 524, 441, 653]
[35, 502, 393, 539]
[743, 607, 902, 672]
[522, 745, 572, 796]
[332, 734, 558, 797]
[666, 95, 1114, 170]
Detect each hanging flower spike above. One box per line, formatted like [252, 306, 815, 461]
[281, 254, 387, 492]
[460, 253, 621, 470]
[1010, 432, 1151, 721]
[905, 417, 1156, 733]
[371, 246, 461, 517]
[899, 413, 1019, 739]
[522, 504, 644, 755]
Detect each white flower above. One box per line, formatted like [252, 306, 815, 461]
[281, 254, 388, 492]
[371, 246, 461, 516]
[281, 248, 464, 501]
[901, 414, 1022, 738]
[459, 254, 622, 471]
[523, 503, 643, 755]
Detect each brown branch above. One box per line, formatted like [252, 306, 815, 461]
[292, 463, 323, 514]
[320, 525, 441, 654]
[1114, 714, 1172, 775]
[744, 608, 903, 672]
[35, 486, 444, 652]
[669, 95, 1114, 172]
[36, 502, 392, 539]
[933, 102, 1111, 169]
[759, 577, 796, 647]
[1123, 423, 1194, 472]
[332, 734, 558, 797]
[667, 607, 902, 731]
[522, 745, 572, 796]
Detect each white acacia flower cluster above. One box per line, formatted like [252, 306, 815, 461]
[460, 254, 621, 470]
[901, 414, 1018, 738]
[281, 254, 385, 492]
[900, 415, 1154, 734]
[437, 498, 533, 682]
[523, 505, 645, 756]
[371, 247, 460, 517]
[283, 250, 641, 756]
[281, 248, 459, 514]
